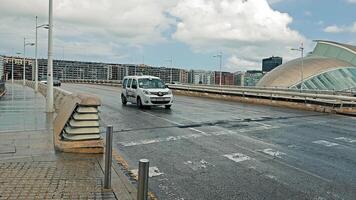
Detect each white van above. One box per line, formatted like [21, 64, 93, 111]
[121, 75, 173, 109]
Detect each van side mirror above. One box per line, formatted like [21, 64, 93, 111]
[165, 85, 169, 88]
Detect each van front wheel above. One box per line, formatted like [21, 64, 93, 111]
[137, 97, 143, 109]
[121, 94, 127, 105]
[165, 105, 171, 109]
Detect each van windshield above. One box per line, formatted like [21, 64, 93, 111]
[138, 78, 165, 89]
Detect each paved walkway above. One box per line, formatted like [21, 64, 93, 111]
[0, 84, 135, 199]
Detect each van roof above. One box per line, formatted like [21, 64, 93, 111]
[123, 75, 160, 79]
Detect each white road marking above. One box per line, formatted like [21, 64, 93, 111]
[130, 166, 164, 178]
[223, 153, 251, 163]
[184, 159, 213, 170]
[260, 148, 286, 158]
[334, 137, 356, 143]
[119, 133, 203, 147]
[313, 140, 339, 147]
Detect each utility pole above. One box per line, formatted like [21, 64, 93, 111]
[46, 0, 54, 112]
[23, 38, 26, 86]
[213, 52, 222, 86]
[291, 43, 304, 91]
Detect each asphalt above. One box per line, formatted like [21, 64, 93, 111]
[63, 83, 356, 200]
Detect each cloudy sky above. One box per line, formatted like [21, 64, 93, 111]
[0, 0, 355, 72]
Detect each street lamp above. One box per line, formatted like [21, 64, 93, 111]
[291, 43, 304, 91]
[46, 0, 54, 112]
[23, 38, 35, 86]
[213, 52, 223, 86]
[11, 52, 22, 84]
[35, 16, 49, 92]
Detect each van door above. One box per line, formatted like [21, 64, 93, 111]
[126, 78, 133, 102]
[131, 79, 138, 102]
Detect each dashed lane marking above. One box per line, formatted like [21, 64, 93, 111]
[130, 166, 164, 179]
[223, 153, 251, 163]
[312, 140, 339, 147]
[334, 137, 356, 143]
[260, 148, 286, 158]
[118, 133, 202, 147]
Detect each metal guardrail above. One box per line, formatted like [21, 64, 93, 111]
[61, 79, 356, 97]
[61, 79, 356, 111]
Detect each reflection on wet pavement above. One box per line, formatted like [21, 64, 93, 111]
[0, 83, 47, 132]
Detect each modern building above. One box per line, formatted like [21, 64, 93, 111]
[262, 56, 282, 72]
[214, 71, 234, 85]
[234, 72, 245, 86]
[3, 56, 33, 81]
[188, 70, 215, 85]
[257, 40, 356, 90]
[179, 69, 189, 84]
[244, 70, 264, 86]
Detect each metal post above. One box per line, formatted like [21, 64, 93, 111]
[46, 0, 54, 112]
[11, 56, 14, 84]
[35, 16, 38, 92]
[301, 43, 304, 91]
[23, 38, 26, 86]
[137, 159, 149, 200]
[170, 56, 173, 84]
[104, 125, 113, 189]
[219, 53, 222, 86]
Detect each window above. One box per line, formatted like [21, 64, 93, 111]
[127, 79, 132, 88]
[123, 79, 127, 89]
[138, 78, 165, 89]
[132, 79, 137, 89]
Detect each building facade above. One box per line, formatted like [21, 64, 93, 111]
[188, 70, 215, 85]
[214, 71, 234, 85]
[262, 56, 282, 72]
[3, 56, 33, 81]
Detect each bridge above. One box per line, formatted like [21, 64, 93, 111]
[2, 80, 354, 199]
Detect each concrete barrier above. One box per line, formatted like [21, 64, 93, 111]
[16, 80, 104, 153]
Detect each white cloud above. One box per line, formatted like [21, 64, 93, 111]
[0, 0, 308, 71]
[347, 0, 356, 3]
[323, 22, 356, 33]
[170, 0, 307, 71]
[324, 25, 345, 33]
[0, 0, 174, 59]
[226, 56, 260, 71]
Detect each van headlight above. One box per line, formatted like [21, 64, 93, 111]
[167, 90, 172, 94]
[143, 90, 150, 95]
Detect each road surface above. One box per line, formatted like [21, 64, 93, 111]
[63, 83, 356, 200]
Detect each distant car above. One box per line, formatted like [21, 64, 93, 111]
[40, 78, 61, 87]
[121, 75, 173, 109]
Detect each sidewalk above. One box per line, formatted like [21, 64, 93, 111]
[0, 83, 135, 199]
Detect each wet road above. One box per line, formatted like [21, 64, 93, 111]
[63, 83, 356, 200]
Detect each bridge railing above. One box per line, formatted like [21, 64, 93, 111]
[62, 79, 356, 114]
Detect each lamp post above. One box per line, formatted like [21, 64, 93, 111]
[291, 43, 304, 91]
[213, 52, 222, 86]
[46, 0, 54, 112]
[23, 38, 35, 86]
[35, 16, 49, 92]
